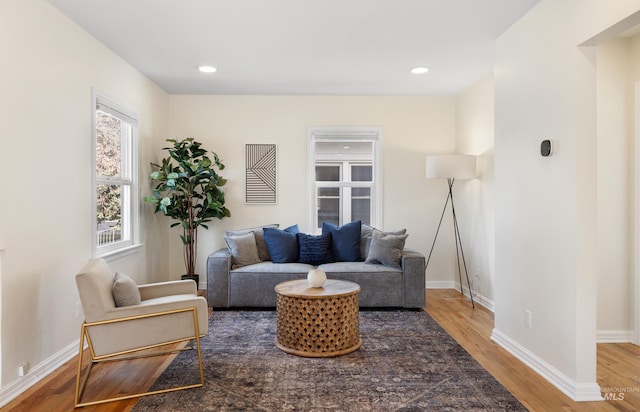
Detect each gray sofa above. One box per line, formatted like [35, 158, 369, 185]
[206, 247, 426, 308]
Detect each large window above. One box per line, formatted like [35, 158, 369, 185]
[308, 128, 381, 231]
[92, 91, 140, 256]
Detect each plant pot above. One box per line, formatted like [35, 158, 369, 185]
[181, 274, 199, 287]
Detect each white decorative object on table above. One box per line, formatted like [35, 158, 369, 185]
[307, 268, 327, 288]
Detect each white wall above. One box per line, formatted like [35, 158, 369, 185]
[630, 30, 640, 345]
[0, 0, 169, 391]
[455, 75, 496, 308]
[596, 37, 633, 341]
[493, 0, 640, 401]
[166, 95, 458, 283]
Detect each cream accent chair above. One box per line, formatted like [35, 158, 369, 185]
[74, 258, 209, 408]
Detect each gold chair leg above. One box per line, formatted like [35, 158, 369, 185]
[74, 307, 205, 408]
[74, 324, 92, 406]
[193, 309, 205, 385]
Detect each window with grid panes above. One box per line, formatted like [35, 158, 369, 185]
[308, 128, 381, 231]
[92, 91, 140, 257]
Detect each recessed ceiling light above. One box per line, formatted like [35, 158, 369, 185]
[343, 146, 351, 149]
[411, 67, 429, 74]
[198, 65, 217, 73]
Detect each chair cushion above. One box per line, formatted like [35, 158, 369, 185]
[112, 272, 141, 307]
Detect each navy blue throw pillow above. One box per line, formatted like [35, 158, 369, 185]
[297, 232, 334, 265]
[322, 220, 362, 262]
[263, 225, 300, 263]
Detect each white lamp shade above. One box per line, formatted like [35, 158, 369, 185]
[425, 154, 476, 179]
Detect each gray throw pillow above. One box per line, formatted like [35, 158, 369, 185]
[226, 224, 278, 261]
[112, 272, 141, 307]
[365, 230, 409, 269]
[360, 224, 407, 260]
[224, 231, 262, 268]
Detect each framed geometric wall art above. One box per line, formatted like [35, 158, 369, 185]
[245, 144, 277, 204]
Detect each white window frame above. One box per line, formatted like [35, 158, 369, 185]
[307, 127, 382, 232]
[92, 89, 141, 258]
[634, 82, 640, 345]
[316, 161, 374, 226]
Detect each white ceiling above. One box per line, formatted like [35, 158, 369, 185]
[48, 0, 540, 96]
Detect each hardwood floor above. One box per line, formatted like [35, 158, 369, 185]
[425, 289, 640, 412]
[3, 289, 639, 411]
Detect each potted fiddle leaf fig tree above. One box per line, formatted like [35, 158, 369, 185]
[144, 138, 231, 285]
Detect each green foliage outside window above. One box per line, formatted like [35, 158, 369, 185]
[96, 112, 122, 229]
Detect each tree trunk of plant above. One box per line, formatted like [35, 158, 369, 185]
[184, 196, 196, 276]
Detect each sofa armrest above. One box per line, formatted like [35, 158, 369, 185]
[401, 248, 426, 308]
[138, 280, 196, 300]
[207, 248, 232, 307]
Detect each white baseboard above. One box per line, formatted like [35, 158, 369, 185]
[426, 280, 456, 289]
[0, 339, 81, 408]
[596, 330, 634, 343]
[459, 284, 495, 312]
[426, 282, 495, 312]
[491, 328, 603, 402]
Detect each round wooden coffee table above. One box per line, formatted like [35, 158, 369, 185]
[274, 279, 362, 357]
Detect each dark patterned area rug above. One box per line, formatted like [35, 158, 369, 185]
[133, 311, 526, 411]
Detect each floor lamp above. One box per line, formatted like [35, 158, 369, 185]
[425, 154, 477, 308]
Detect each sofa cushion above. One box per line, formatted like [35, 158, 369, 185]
[360, 224, 407, 260]
[319, 261, 402, 274]
[365, 230, 408, 269]
[318, 262, 404, 307]
[224, 231, 261, 268]
[112, 272, 141, 307]
[229, 271, 310, 307]
[226, 224, 278, 261]
[230, 261, 314, 274]
[264, 224, 300, 263]
[297, 232, 334, 265]
[322, 220, 361, 262]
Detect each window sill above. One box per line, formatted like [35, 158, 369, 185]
[96, 243, 144, 262]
